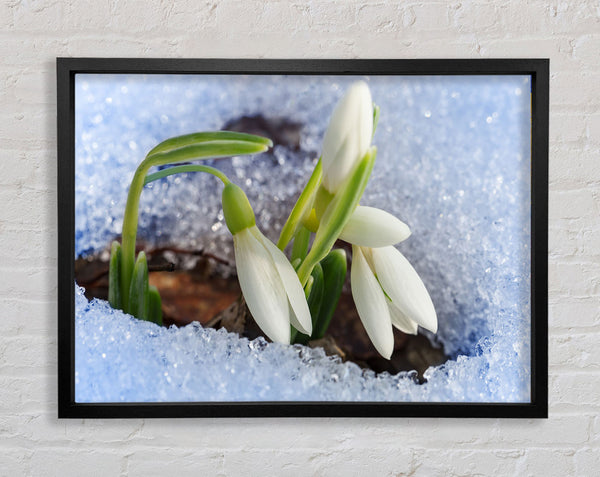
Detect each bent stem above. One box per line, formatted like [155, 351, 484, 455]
[119, 131, 272, 312]
[144, 164, 231, 186]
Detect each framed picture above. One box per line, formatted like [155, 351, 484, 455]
[58, 58, 548, 418]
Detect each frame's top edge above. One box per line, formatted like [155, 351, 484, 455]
[56, 58, 549, 75]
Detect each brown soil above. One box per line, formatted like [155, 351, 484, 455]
[76, 245, 447, 380]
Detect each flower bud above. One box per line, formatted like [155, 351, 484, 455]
[321, 81, 373, 193]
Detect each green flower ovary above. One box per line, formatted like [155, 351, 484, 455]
[222, 182, 256, 235]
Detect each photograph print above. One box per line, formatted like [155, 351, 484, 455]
[60, 59, 546, 416]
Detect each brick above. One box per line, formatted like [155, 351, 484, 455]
[11, 69, 54, 105]
[479, 37, 576, 72]
[453, 2, 502, 34]
[593, 415, 600, 445]
[0, 335, 57, 376]
[0, 377, 47, 414]
[86, 2, 165, 34]
[496, 2, 552, 36]
[549, 297, 600, 328]
[552, 71, 600, 107]
[224, 447, 414, 476]
[126, 449, 223, 476]
[63, 2, 113, 30]
[62, 419, 146, 445]
[575, 447, 600, 476]
[493, 415, 590, 446]
[307, 1, 358, 33]
[0, 449, 33, 477]
[548, 260, 600, 298]
[0, 187, 56, 228]
[409, 3, 454, 32]
[550, 146, 600, 186]
[550, 332, 600, 369]
[356, 3, 403, 33]
[551, 373, 600, 410]
[0, 107, 50, 146]
[581, 227, 600, 255]
[413, 449, 523, 477]
[217, 1, 302, 34]
[549, 189, 599, 220]
[551, 113, 587, 143]
[519, 449, 576, 476]
[0, 149, 55, 189]
[30, 449, 122, 477]
[573, 34, 600, 68]
[587, 113, 600, 144]
[548, 225, 580, 257]
[11, 0, 67, 32]
[1, 298, 56, 337]
[64, 37, 163, 58]
[0, 229, 57, 267]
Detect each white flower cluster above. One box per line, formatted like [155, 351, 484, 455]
[227, 81, 437, 359]
[324, 81, 437, 358]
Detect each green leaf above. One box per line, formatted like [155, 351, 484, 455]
[143, 141, 271, 171]
[148, 285, 163, 326]
[108, 241, 122, 310]
[304, 275, 314, 299]
[291, 226, 311, 263]
[147, 131, 272, 157]
[290, 325, 298, 344]
[294, 263, 324, 345]
[372, 103, 380, 139]
[307, 263, 324, 321]
[291, 257, 302, 271]
[128, 251, 150, 320]
[313, 249, 347, 340]
[297, 147, 376, 285]
[277, 159, 322, 250]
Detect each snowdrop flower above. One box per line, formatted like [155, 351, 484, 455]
[321, 81, 373, 194]
[222, 182, 312, 344]
[351, 245, 438, 359]
[339, 205, 411, 248]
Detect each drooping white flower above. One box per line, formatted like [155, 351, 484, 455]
[321, 81, 373, 194]
[351, 245, 437, 359]
[339, 205, 411, 248]
[234, 226, 313, 344]
[222, 182, 312, 344]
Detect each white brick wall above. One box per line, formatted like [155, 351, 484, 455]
[1, 1, 598, 475]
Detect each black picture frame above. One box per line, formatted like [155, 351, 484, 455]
[57, 58, 548, 419]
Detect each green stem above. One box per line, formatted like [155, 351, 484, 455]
[120, 166, 149, 310]
[296, 147, 376, 286]
[144, 164, 231, 186]
[290, 225, 311, 263]
[276, 159, 322, 250]
[120, 134, 271, 311]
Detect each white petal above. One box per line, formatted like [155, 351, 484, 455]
[388, 301, 418, 335]
[339, 206, 411, 247]
[371, 246, 438, 333]
[252, 227, 312, 336]
[321, 81, 373, 193]
[233, 228, 291, 344]
[350, 245, 394, 359]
